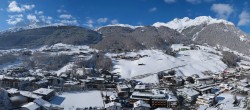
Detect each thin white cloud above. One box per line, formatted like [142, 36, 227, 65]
[186, 0, 215, 4]
[35, 10, 43, 15]
[7, 1, 35, 13]
[60, 19, 78, 25]
[211, 4, 233, 19]
[186, 0, 201, 4]
[97, 17, 108, 23]
[6, 14, 24, 25]
[164, 0, 176, 4]
[57, 9, 67, 13]
[238, 11, 250, 26]
[39, 15, 53, 24]
[149, 7, 157, 13]
[27, 14, 39, 22]
[23, 4, 35, 10]
[59, 14, 73, 19]
[86, 19, 94, 28]
[111, 19, 119, 24]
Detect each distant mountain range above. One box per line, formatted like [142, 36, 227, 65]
[0, 16, 250, 55]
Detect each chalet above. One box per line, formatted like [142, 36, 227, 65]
[33, 88, 55, 101]
[175, 76, 184, 86]
[85, 77, 106, 89]
[219, 83, 233, 91]
[195, 76, 214, 86]
[117, 83, 132, 98]
[105, 102, 122, 110]
[20, 91, 42, 102]
[46, 76, 64, 88]
[62, 80, 85, 91]
[193, 84, 215, 95]
[196, 94, 216, 106]
[0, 76, 35, 90]
[129, 89, 178, 109]
[177, 88, 199, 103]
[32, 79, 49, 90]
[102, 91, 118, 103]
[162, 75, 176, 86]
[134, 84, 149, 92]
[133, 100, 151, 110]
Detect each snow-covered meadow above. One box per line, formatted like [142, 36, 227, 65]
[107, 45, 227, 83]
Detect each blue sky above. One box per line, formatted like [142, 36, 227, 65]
[0, 0, 249, 33]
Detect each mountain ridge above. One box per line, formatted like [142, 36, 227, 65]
[0, 16, 250, 55]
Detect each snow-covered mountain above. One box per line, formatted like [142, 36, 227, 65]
[152, 16, 234, 32]
[1, 16, 250, 55]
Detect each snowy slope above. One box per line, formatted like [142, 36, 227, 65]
[97, 24, 143, 30]
[107, 46, 227, 83]
[152, 16, 234, 32]
[50, 91, 104, 109]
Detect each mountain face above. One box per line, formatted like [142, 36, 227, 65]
[153, 16, 250, 55]
[0, 26, 102, 49]
[93, 26, 191, 51]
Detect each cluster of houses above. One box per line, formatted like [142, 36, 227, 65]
[1, 60, 250, 110]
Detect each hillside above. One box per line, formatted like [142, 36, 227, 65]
[0, 26, 102, 49]
[94, 26, 191, 52]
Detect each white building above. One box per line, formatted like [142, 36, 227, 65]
[177, 88, 199, 102]
[105, 102, 122, 110]
[196, 94, 216, 106]
[133, 100, 151, 110]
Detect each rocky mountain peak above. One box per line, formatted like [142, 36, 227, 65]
[153, 16, 234, 32]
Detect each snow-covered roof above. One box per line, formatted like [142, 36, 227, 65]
[33, 88, 54, 95]
[134, 84, 146, 90]
[196, 76, 213, 80]
[117, 84, 131, 91]
[177, 88, 199, 97]
[102, 91, 118, 97]
[20, 91, 42, 99]
[21, 102, 40, 110]
[134, 100, 151, 108]
[105, 102, 121, 108]
[167, 94, 178, 102]
[3, 76, 36, 81]
[109, 95, 117, 101]
[50, 91, 104, 109]
[7, 88, 19, 94]
[35, 79, 48, 84]
[132, 91, 166, 99]
[34, 98, 51, 107]
[64, 80, 80, 86]
[197, 94, 215, 100]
